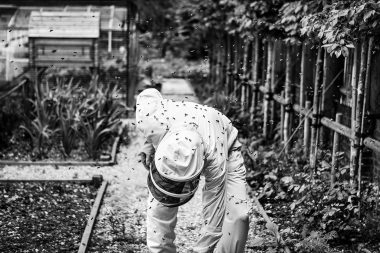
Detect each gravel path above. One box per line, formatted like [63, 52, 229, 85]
[0, 78, 263, 252]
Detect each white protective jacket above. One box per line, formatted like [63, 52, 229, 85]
[136, 89, 248, 252]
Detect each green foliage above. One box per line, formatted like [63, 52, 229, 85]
[78, 81, 126, 160]
[164, 0, 380, 55]
[57, 98, 79, 158]
[301, 1, 380, 56]
[244, 137, 380, 250]
[18, 75, 125, 160]
[276, 1, 322, 44]
[295, 231, 339, 253]
[287, 156, 380, 242]
[20, 84, 59, 159]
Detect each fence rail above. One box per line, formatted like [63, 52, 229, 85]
[207, 33, 380, 188]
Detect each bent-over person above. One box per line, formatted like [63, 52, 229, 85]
[136, 88, 249, 253]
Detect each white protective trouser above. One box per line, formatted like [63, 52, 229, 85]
[146, 146, 249, 253]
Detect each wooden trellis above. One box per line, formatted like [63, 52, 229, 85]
[208, 33, 380, 189]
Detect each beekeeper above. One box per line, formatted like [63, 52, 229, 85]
[136, 88, 249, 253]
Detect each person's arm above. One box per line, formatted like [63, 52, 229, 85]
[139, 140, 155, 170]
[193, 159, 227, 252]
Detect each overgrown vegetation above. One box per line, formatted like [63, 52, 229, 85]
[169, 0, 380, 251]
[0, 75, 125, 161]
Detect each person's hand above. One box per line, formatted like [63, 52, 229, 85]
[138, 152, 154, 170]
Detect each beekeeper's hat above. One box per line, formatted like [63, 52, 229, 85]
[147, 126, 205, 207]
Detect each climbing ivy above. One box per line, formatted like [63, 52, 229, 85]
[276, 0, 322, 44]
[301, 1, 380, 56]
[185, 0, 380, 56]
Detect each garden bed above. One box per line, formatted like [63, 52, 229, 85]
[0, 125, 126, 166]
[0, 181, 98, 252]
[243, 138, 380, 253]
[0, 135, 114, 162]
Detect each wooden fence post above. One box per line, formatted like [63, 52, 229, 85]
[320, 50, 343, 147]
[246, 42, 253, 112]
[221, 33, 227, 94]
[350, 42, 360, 187]
[241, 40, 249, 110]
[263, 39, 273, 140]
[284, 44, 292, 153]
[353, 38, 368, 190]
[300, 42, 307, 108]
[233, 34, 240, 99]
[280, 91, 285, 142]
[304, 101, 312, 157]
[358, 37, 373, 216]
[310, 47, 324, 170]
[250, 36, 261, 128]
[215, 35, 221, 90]
[269, 39, 282, 137]
[331, 113, 342, 188]
[226, 34, 233, 95]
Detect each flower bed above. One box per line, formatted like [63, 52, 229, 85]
[0, 181, 98, 252]
[0, 73, 126, 163]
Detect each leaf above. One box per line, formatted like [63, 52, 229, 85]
[363, 10, 376, 22]
[280, 176, 294, 185]
[321, 160, 331, 169]
[266, 222, 279, 237]
[342, 46, 349, 57]
[299, 184, 307, 193]
[250, 237, 265, 247]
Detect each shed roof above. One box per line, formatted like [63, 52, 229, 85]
[28, 11, 100, 38]
[8, 6, 126, 31]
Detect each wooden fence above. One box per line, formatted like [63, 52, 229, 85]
[208, 32, 380, 190]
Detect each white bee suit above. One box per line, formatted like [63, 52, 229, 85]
[136, 89, 249, 253]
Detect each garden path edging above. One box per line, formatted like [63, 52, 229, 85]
[78, 178, 108, 253]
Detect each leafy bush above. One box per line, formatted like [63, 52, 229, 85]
[244, 136, 380, 250]
[57, 100, 79, 158]
[18, 74, 125, 160]
[20, 85, 59, 159]
[295, 231, 338, 253]
[78, 81, 126, 159]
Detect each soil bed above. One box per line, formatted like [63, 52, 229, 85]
[0, 134, 115, 162]
[0, 181, 98, 252]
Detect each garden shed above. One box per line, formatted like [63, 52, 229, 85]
[28, 11, 100, 68]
